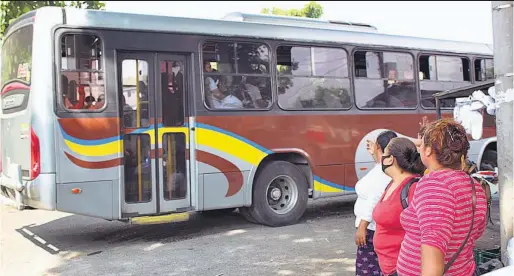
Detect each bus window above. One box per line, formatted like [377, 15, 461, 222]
[202, 41, 272, 109]
[121, 59, 150, 128]
[276, 46, 351, 110]
[419, 55, 470, 108]
[162, 133, 187, 200]
[475, 58, 494, 82]
[354, 51, 416, 109]
[60, 34, 105, 111]
[1, 26, 33, 87]
[160, 60, 184, 126]
[124, 134, 152, 203]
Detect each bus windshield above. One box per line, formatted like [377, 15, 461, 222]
[1, 25, 34, 90]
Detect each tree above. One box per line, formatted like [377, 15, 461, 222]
[261, 1, 323, 19]
[0, 1, 105, 37]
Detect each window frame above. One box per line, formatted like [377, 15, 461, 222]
[276, 43, 353, 111]
[352, 47, 418, 110]
[473, 56, 495, 82]
[200, 38, 274, 112]
[56, 31, 107, 113]
[418, 52, 471, 110]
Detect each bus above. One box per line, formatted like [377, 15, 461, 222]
[0, 7, 497, 227]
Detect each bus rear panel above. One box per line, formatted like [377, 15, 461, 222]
[1, 8, 62, 211]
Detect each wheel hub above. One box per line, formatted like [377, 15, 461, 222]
[265, 175, 299, 215]
[270, 187, 282, 200]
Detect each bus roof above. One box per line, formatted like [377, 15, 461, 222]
[221, 12, 379, 33]
[46, 7, 494, 56]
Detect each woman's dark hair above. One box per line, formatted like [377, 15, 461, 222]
[423, 118, 470, 170]
[85, 95, 95, 104]
[388, 137, 426, 175]
[376, 130, 398, 152]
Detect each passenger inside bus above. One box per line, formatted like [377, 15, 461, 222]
[203, 61, 243, 109]
[364, 69, 415, 108]
[239, 76, 268, 108]
[161, 61, 184, 126]
[84, 95, 95, 109]
[120, 95, 134, 127]
[62, 82, 87, 110]
[94, 94, 105, 110]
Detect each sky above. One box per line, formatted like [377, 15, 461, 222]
[104, 1, 494, 44]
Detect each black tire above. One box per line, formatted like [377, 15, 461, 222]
[238, 207, 258, 224]
[481, 149, 497, 171]
[248, 161, 309, 227]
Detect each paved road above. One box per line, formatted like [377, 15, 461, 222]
[1, 196, 500, 276]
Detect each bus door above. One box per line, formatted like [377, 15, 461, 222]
[118, 52, 190, 217]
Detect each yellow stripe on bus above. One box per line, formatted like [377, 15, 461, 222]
[63, 127, 189, 158]
[313, 181, 344, 193]
[196, 127, 267, 166]
[64, 139, 122, 157]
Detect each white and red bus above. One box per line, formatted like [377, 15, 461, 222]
[0, 8, 496, 226]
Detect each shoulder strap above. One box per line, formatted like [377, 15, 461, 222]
[400, 177, 419, 209]
[443, 176, 477, 274]
[467, 163, 477, 175]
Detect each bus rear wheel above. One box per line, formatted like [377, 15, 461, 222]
[248, 161, 308, 227]
[239, 207, 258, 224]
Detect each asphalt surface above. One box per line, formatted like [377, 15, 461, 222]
[1, 196, 500, 276]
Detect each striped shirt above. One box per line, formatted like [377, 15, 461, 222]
[397, 169, 487, 276]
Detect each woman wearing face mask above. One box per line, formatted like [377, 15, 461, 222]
[371, 137, 426, 276]
[354, 130, 397, 276]
[396, 119, 487, 276]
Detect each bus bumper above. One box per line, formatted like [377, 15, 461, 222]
[0, 164, 24, 210]
[0, 164, 56, 211]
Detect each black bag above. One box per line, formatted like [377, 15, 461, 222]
[400, 177, 419, 209]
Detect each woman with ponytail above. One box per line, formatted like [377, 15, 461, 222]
[371, 137, 426, 276]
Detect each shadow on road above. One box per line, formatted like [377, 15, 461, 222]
[14, 196, 357, 258]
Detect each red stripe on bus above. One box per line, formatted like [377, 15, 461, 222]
[64, 152, 122, 169]
[196, 150, 243, 197]
[59, 118, 120, 140]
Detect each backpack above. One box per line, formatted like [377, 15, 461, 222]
[400, 177, 420, 209]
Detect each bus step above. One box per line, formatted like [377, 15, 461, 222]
[129, 212, 190, 225]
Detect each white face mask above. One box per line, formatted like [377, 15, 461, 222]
[172, 66, 180, 74]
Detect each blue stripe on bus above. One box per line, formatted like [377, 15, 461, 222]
[59, 125, 152, 146]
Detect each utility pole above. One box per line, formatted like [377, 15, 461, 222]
[492, 1, 514, 265]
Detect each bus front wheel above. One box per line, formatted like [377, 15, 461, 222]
[248, 161, 309, 227]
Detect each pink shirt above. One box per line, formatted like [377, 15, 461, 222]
[397, 170, 487, 276]
[373, 176, 418, 275]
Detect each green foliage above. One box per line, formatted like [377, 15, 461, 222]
[261, 1, 323, 18]
[0, 1, 105, 37]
